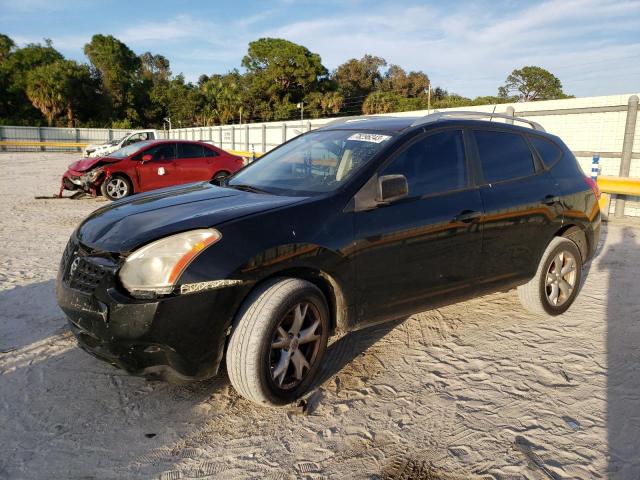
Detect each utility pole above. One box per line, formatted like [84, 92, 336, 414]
[163, 117, 172, 135]
[426, 85, 432, 114]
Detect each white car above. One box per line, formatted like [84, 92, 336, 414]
[84, 130, 159, 157]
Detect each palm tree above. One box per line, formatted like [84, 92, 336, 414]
[26, 61, 67, 126]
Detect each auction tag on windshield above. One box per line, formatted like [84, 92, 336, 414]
[348, 133, 391, 143]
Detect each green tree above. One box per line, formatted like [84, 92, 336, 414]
[498, 66, 570, 102]
[242, 38, 327, 103]
[362, 91, 401, 114]
[0, 38, 64, 124]
[0, 34, 15, 64]
[25, 61, 68, 126]
[62, 60, 104, 127]
[333, 55, 386, 99]
[151, 74, 200, 128]
[304, 91, 344, 118]
[84, 35, 141, 118]
[380, 65, 430, 97]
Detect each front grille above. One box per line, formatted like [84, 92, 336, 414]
[61, 238, 113, 295]
[68, 258, 107, 294]
[60, 238, 76, 273]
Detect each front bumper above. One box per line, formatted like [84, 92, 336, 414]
[55, 238, 244, 380]
[60, 170, 102, 196]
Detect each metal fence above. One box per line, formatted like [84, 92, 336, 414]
[1, 93, 638, 215]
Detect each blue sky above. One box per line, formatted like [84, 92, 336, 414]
[1, 0, 639, 98]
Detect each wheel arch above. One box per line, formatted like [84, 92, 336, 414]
[103, 170, 137, 194]
[554, 224, 588, 263]
[243, 267, 349, 337]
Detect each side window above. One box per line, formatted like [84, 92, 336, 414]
[177, 143, 204, 159]
[381, 129, 467, 197]
[530, 136, 562, 167]
[474, 130, 535, 183]
[203, 146, 219, 158]
[144, 143, 175, 161]
[125, 133, 145, 145]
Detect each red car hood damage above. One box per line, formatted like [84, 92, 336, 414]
[68, 156, 120, 173]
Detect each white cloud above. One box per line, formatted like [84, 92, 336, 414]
[5, 0, 638, 97]
[256, 0, 640, 96]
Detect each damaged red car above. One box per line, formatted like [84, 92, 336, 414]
[60, 140, 245, 200]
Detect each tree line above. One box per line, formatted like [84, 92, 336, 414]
[0, 33, 571, 129]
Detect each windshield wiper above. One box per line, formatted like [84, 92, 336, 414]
[227, 184, 268, 194]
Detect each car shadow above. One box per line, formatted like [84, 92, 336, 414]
[315, 318, 407, 389]
[601, 224, 640, 477]
[0, 279, 66, 351]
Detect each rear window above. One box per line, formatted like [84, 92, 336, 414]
[203, 146, 218, 158]
[474, 130, 535, 183]
[530, 136, 562, 167]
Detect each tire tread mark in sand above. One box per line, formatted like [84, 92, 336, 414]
[187, 461, 227, 477]
[380, 454, 442, 480]
[133, 448, 173, 465]
[296, 461, 321, 473]
[159, 470, 182, 480]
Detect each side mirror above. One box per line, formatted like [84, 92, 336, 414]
[141, 154, 153, 162]
[377, 174, 408, 203]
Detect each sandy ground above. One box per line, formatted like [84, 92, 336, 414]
[1, 152, 639, 480]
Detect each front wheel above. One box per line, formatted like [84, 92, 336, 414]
[101, 175, 132, 201]
[226, 278, 329, 406]
[518, 236, 583, 316]
[212, 170, 230, 186]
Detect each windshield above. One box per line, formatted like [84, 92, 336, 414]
[227, 130, 392, 195]
[108, 133, 130, 146]
[107, 140, 153, 158]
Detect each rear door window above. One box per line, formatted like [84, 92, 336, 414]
[530, 136, 563, 167]
[177, 143, 204, 159]
[381, 129, 467, 197]
[474, 130, 535, 183]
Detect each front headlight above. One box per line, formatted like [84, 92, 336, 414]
[119, 229, 221, 297]
[83, 167, 103, 182]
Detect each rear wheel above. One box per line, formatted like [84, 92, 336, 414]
[518, 236, 582, 316]
[226, 278, 329, 406]
[101, 175, 132, 201]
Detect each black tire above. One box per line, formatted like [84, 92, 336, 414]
[226, 278, 330, 406]
[101, 175, 132, 201]
[212, 171, 230, 186]
[518, 236, 583, 316]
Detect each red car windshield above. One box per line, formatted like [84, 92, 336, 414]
[108, 140, 154, 159]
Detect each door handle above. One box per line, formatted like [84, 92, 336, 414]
[543, 195, 560, 205]
[452, 210, 481, 223]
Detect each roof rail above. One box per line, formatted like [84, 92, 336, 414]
[323, 115, 389, 127]
[410, 111, 546, 132]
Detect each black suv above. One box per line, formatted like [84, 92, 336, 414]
[56, 112, 601, 406]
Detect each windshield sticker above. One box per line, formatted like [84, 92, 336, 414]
[347, 133, 391, 143]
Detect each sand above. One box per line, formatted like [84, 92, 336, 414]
[1, 152, 639, 479]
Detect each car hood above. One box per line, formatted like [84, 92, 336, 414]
[77, 182, 306, 252]
[68, 156, 120, 172]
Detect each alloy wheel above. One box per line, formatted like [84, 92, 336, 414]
[106, 178, 128, 199]
[545, 250, 577, 306]
[269, 302, 323, 390]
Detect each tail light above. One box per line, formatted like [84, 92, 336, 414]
[584, 176, 601, 199]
